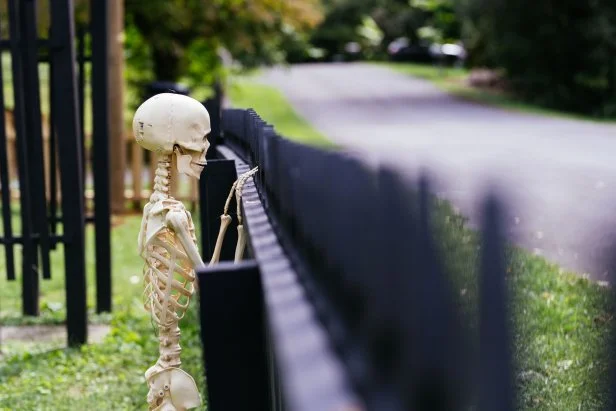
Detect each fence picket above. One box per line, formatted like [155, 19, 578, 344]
[478, 194, 514, 411]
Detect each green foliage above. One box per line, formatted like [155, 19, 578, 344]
[458, 0, 616, 117]
[278, 25, 326, 64]
[124, 17, 155, 112]
[125, 0, 323, 84]
[309, 0, 372, 59]
[372, 0, 460, 45]
[308, 0, 460, 59]
[412, 0, 460, 43]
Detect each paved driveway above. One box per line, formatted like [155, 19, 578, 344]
[261, 63, 616, 280]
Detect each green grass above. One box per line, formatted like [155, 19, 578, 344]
[0, 213, 143, 323]
[0, 214, 206, 410]
[228, 78, 333, 147]
[434, 200, 612, 410]
[0, 302, 205, 411]
[376, 61, 616, 123]
[376, 61, 469, 83]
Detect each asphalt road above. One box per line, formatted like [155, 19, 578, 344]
[261, 63, 616, 280]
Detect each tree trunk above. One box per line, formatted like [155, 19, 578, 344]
[108, 0, 126, 214]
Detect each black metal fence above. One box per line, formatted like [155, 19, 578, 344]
[198, 106, 616, 411]
[197, 108, 527, 410]
[0, 0, 111, 346]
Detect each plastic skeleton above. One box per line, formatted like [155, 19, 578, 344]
[209, 166, 259, 265]
[133, 93, 210, 411]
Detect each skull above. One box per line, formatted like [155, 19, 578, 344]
[132, 93, 211, 179]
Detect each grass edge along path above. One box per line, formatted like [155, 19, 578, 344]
[228, 78, 333, 147]
[434, 201, 612, 410]
[376, 61, 616, 124]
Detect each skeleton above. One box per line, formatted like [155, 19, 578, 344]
[133, 93, 210, 411]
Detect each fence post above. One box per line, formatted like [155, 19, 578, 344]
[8, 0, 38, 315]
[478, 195, 513, 411]
[0, 48, 15, 282]
[50, 0, 88, 346]
[76, 24, 86, 179]
[48, 27, 60, 245]
[197, 261, 272, 411]
[90, 0, 112, 313]
[21, 0, 52, 282]
[203, 87, 222, 161]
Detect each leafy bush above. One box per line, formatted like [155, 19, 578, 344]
[458, 0, 616, 117]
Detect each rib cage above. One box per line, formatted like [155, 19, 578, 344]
[139, 202, 200, 383]
[143, 224, 197, 328]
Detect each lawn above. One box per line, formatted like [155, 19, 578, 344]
[377, 61, 616, 123]
[228, 78, 332, 147]
[434, 201, 612, 410]
[0, 78, 613, 410]
[0, 214, 206, 410]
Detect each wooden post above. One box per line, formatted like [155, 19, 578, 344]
[131, 140, 142, 209]
[170, 154, 179, 198]
[149, 151, 158, 200]
[108, 0, 125, 213]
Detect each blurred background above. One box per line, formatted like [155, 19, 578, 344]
[1, 0, 616, 410]
[119, 0, 615, 116]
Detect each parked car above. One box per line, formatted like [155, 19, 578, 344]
[387, 37, 467, 66]
[429, 42, 467, 66]
[387, 37, 433, 63]
[331, 42, 364, 62]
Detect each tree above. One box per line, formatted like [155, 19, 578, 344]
[309, 0, 372, 59]
[125, 0, 323, 83]
[309, 0, 461, 59]
[458, 0, 616, 115]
